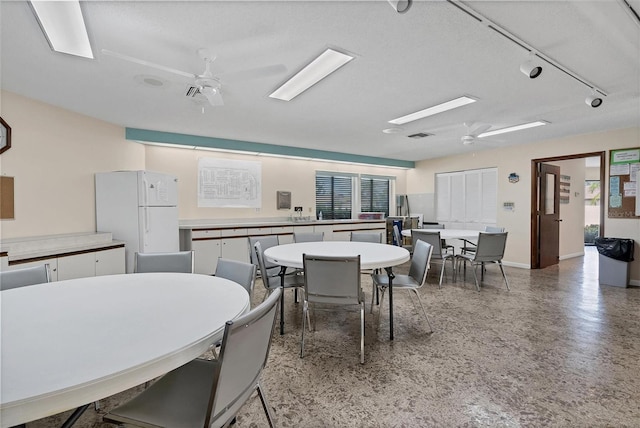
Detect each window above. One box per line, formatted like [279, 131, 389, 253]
[360, 177, 390, 216]
[315, 174, 352, 219]
[436, 168, 497, 227]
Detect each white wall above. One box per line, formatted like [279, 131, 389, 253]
[406, 127, 640, 283]
[145, 145, 407, 220]
[0, 91, 145, 239]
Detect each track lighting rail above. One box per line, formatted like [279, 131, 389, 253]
[448, 0, 608, 97]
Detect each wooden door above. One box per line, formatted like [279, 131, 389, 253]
[538, 163, 561, 268]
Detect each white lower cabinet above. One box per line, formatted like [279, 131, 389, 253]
[4, 257, 59, 282]
[192, 239, 221, 275]
[5, 247, 124, 282]
[58, 247, 126, 280]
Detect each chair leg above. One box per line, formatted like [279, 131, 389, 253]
[360, 301, 365, 365]
[438, 261, 446, 287]
[471, 262, 480, 291]
[256, 383, 276, 428]
[370, 283, 377, 313]
[411, 289, 433, 333]
[376, 287, 387, 325]
[498, 261, 510, 291]
[300, 300, 308, 358]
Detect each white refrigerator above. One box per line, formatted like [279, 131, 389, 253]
[96, 170, 179, 273]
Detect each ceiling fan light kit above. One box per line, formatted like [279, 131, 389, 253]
[387, 0, 413, 14]
[29, 0, 93, 59]
[269, 48, 354, 101]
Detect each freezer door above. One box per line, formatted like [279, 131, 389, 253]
[138, 171, 178, 207]
[138, 207, 180, 253]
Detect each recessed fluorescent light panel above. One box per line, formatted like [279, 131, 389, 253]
[269, 48, 354, 101]
[29, 0, 93, 59]
[477, 121, 548, 138]
[389, 96, 477, 125]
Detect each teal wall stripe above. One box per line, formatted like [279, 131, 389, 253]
[125, 128, 414, 169]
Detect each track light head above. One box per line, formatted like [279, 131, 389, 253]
[585, 94, 603, 108]
[520, 60, 542, 79]
[387, 0, 412, 14]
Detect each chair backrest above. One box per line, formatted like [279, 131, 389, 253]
[253, 241, 280, 290]
[392, 224, 402, 247]
[134, 251, 194, 273]
[411, 230, 444, 257]
[248, 235, 279, 272]
[350, 231, 383, 243]
[474, 232, 508, 262]
[302, 254, 361, 305]
[485, 226, 505, 233]
[293, 232, 324, 243]
[408, 240, 433, 287]
[425, 223, 445, 229]
[214, 258, 257, 300]
[0, 263, 51, 291]
[205, 288, 281, 426]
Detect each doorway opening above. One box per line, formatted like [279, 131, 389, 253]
[584, 156, 602, 246]
[530, 151, 605, 269]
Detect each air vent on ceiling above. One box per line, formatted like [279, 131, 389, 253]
[185, 85, 201, 97]
[407, 132, 433, 139]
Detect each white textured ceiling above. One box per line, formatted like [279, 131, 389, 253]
[1, 0, 639, 163]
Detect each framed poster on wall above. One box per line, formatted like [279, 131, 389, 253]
[608, 147, 639, 218]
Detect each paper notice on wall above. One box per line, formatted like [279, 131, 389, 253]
[610, 163, 630, 176]
[197, 157, 262, 208]
[631, 164, 639, 182]
[623, 181, 636, 197]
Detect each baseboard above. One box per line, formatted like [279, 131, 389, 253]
[502, 261, 530, 269]
[559, 252, 585, 260]
[629, 279, 640, 287]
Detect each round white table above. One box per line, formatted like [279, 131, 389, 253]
[401, 228, 481, 240]
[0, 273, 250, 428]
[264, 241, 410, 340]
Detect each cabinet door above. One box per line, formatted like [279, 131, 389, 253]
[192, 239, 221, 275]
[57, 253, 96, 281]
[95, 247, 125, 276]
[221, 237, 250, 263]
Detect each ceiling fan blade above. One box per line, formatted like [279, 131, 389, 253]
[101, 49, 196, 79]
[219, 64, 287, 84]
[200, 86, 224, 106]
[469, 123, 492, 136]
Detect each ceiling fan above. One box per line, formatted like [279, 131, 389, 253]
[102, 48, 286, 107]
[460, 122, 492, 145]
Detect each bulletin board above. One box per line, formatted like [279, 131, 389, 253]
[608, 147, 640, 218]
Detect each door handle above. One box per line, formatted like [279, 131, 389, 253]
[555, 219, 563, 222]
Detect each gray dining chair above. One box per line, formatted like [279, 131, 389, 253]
[103, 288, 281, 428]
[249, 235, 281, 278]
[411, 230, 454, 287]
[460, 226, 505, 255]
[455, 232, 509, 291]
[371, 240, 434, 332]
[254, 241, 304, 335]
[134, 250, 194, 273]
[214, 258, 257, 301]
[0, 263, 51, 290]
[293, 231, 324, 243]
[350, 231, 383, 243]
[301, 254, 365, 364]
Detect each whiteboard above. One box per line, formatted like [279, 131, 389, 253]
[197, 157, 261, 208]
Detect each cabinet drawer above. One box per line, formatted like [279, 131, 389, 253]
[192, 229, 222, 239]
[221, 228, 248, 238]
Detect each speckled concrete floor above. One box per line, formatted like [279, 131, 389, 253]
[25, 247, 640, 427]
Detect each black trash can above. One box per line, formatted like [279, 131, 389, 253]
[594, 237, 635, 287]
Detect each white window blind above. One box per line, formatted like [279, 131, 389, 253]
[436, 168, 497, 228]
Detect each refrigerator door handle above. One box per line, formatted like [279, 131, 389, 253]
[142, 177, 149, 206]
[145, 207, 151, 234]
